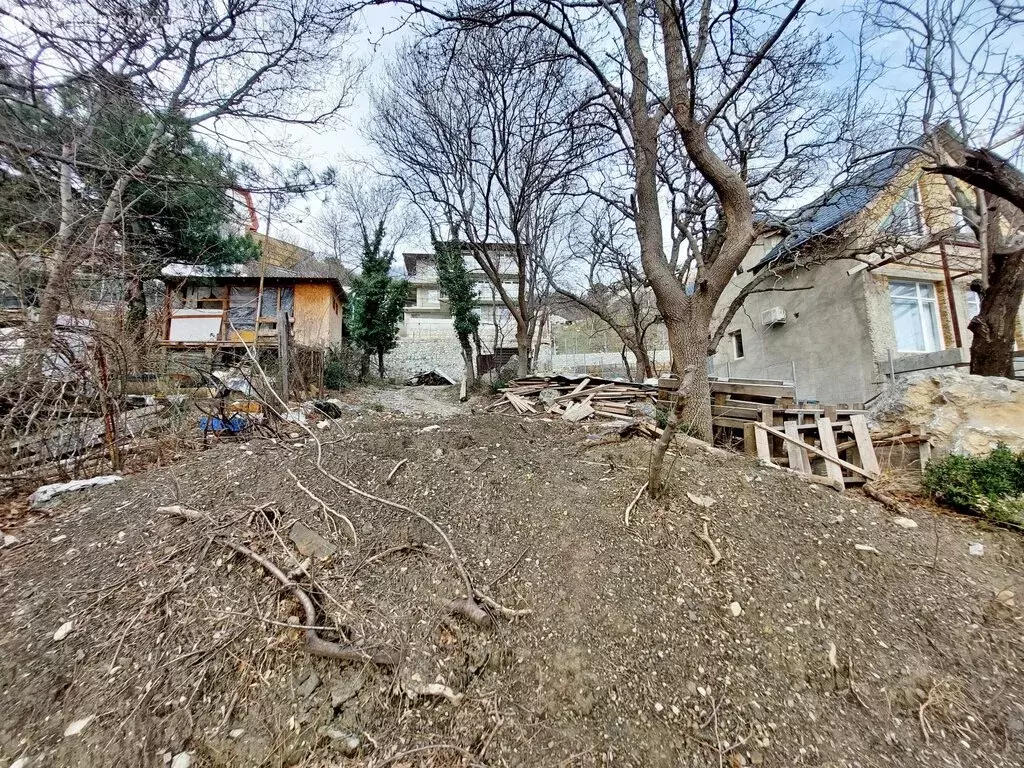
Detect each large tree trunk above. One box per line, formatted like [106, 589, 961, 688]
[665, 302, 714, 438]
[377, 349, 386, 379]
[969, 249, 1024, 377]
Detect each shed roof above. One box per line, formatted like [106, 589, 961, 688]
[161, 259, 345, 297]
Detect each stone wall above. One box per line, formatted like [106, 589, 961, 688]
[870, 369, 1024, 455]
[383, 338, 466, 383]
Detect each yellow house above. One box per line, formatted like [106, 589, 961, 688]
[160, 242, 345, 349]
[711, 132, 1024, 404]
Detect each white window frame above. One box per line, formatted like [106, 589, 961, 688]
[890, 280, 943, 353]
[729, 329, 745, 360]
[965, 289, 981, 321]
[881, 180, 925, 236]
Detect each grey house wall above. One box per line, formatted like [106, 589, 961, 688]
[710, 259, 879, 404]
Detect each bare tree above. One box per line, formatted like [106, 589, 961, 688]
[387, 2, 841, 458]
[312, 173, 414, 268]
[861, 0, 1024, 378]
[548, 206, 661, 380]
[369, 21, 602, 377]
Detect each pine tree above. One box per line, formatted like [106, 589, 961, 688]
[432, 230, 480, 387]
[348, 222, 407, 379]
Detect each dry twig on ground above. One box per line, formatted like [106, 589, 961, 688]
[695, 521, 723, 565]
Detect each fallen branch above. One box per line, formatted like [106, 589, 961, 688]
[351, 543, 433, 576]
[311, 464, 490, 627]
[474, 589, 533, 618]
[624, 482, 648, 525]
[398, 677, 465, 706]
[864, 482, 908, 515]
[371, 744, 485, 768]
[220, 539, 398, 665]
[286, 468, 357, 547]
[695, 521, 722, 565]
[385, 458, 408, 485]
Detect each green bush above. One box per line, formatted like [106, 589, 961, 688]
[923, 444, 1024, 527]
[324, 358, 346, 390]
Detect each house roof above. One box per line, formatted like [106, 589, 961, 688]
[754, 140, 926, 271]
[161, 259, 346, 297]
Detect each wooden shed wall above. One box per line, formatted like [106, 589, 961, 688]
[293, 283, 342, 347]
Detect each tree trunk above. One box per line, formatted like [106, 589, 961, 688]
[633, 343, 655, 381]
[968, 249, 1024, 377]
[377, 349, 386, 379]
[619, 344, 633, 381]
[665, 302, 714, 439]
[359, 353, 370, 382]
[531, 310, 546, 373]
[648, 364, 696, 494]
[516, 325, 530, 377]
[458, 334, 477, 387]
[124, 275, 147, 350]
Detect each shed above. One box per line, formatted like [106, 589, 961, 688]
[160, 258, 345, 349]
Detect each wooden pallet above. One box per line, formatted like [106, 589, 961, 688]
[752, 415, 880, 491]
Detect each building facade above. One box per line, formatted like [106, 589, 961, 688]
[710, 140, 1024, 405]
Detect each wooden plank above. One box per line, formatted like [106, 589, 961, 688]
[849, 415, 880, 476]
[754, 422, 878, 479]
[568, 378, 591, 396]
[754, 423, 772, 464]
[816, 417, 847, 484]
[784, 421, 811, 474]
[554, 383, 615, 402]
[713, 416, 754, 430]
[712, 376, 788, 386]
[709, 381, 797, 400]
[712, 404, 760, 420]
[743, 422, 758, 456]
[506, 392, 537, 413]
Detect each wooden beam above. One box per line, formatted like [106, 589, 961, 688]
[754, 422, 879, 480]
[784, 421, 811, 474]
[754, 423, 772, 463]
[849, 415, 880, 476]
[815, 417, 846, 484]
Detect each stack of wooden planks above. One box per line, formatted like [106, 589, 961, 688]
[487, 375, 662, 435]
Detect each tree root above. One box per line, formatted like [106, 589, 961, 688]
[695, 521, 722, 565]
[624, 482, 648, 525]
[220, 540, 398, 665]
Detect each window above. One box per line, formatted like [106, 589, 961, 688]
[950, 195, 976, 238]
[424, 289, 440, 307]
[890, 280, 942, 352]
[730, 329, 745, 360]
[965, 290, 981, 321]
[881, 181, 924, 235]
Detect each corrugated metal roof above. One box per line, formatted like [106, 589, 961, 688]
[755, 142, 923, 270]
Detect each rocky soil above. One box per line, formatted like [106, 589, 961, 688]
[1, 391, 1022, 768]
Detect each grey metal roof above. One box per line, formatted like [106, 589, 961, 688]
[754, 143, 923, 270]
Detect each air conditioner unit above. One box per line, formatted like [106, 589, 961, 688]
[761, 306, 787, 326]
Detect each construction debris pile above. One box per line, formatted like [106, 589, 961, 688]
[486, 375, 663, 437]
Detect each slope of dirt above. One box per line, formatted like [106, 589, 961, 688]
[1, 406, 1022, 768]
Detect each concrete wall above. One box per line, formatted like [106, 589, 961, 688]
[710, 258, 878, 404]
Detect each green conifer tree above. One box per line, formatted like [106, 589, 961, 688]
[432, 229, 480, 386]
[348, 222, 408, 379]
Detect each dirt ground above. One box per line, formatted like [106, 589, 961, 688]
[1, 385, 1022, 768]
